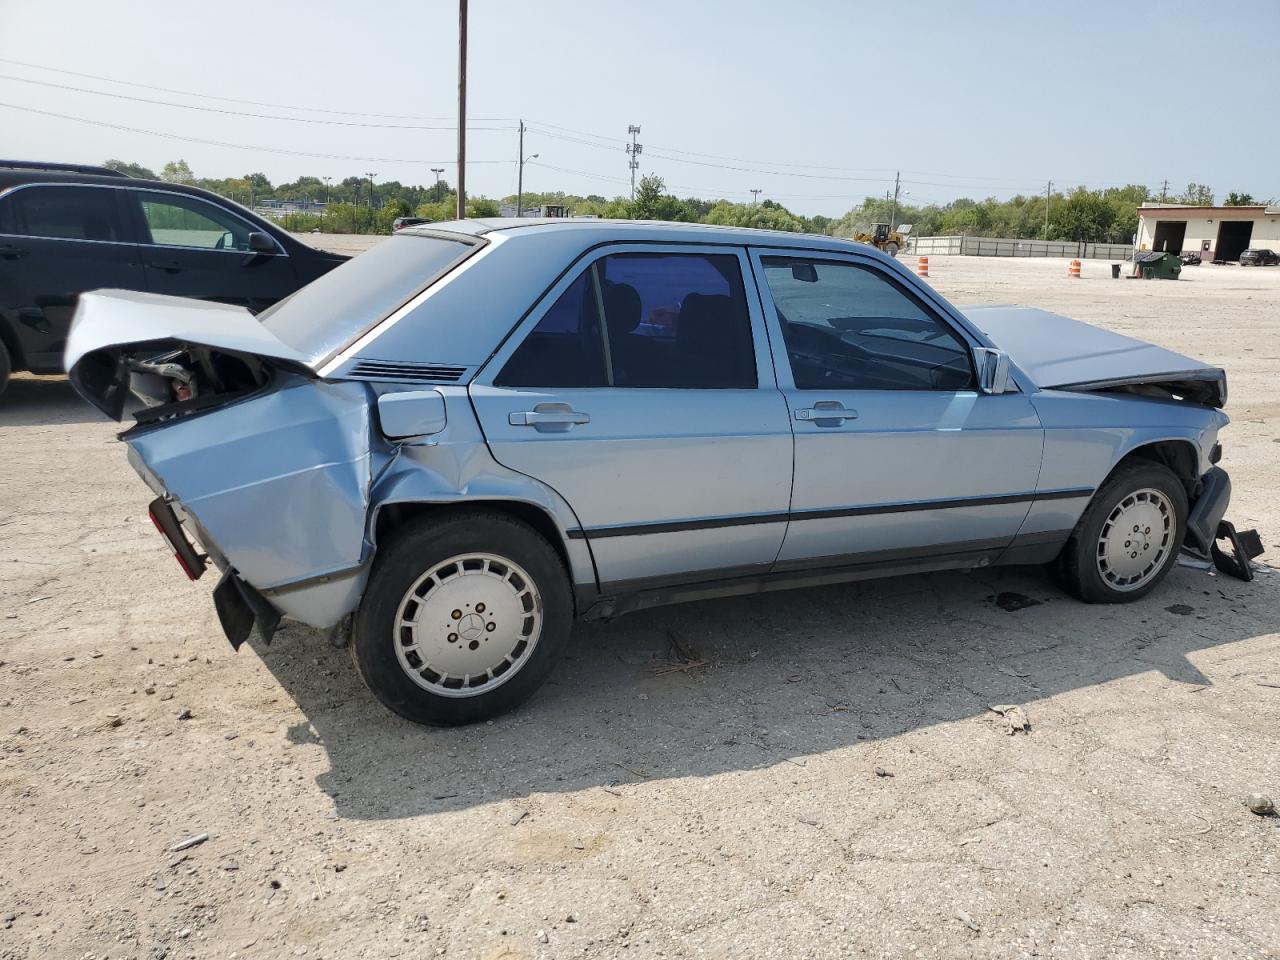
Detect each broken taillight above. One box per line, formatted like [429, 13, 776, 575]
[147, 498, 207, 581]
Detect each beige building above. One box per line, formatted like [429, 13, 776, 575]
[1136, 203, 1280, 261]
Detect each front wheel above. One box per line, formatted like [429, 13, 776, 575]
[1054, 463, 1188, 603]
[352, 511, 573, 725]
[883, 241, 900, 257]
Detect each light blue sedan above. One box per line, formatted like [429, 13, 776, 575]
[66, 219, 1252, 725]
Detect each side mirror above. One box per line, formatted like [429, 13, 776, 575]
[377, 389, 447, 439]
[246, 231, 277, 254]
[973, 347, 1013, 395]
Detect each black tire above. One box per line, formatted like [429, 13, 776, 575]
[1054, 462, 1188, 604]
[884, 241, 900, 257]
[0, 339, 10, 398]
[351, 510, 573, 726]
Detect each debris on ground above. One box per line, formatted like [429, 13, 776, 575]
[1245, 793, 1275, 816]
[1165, 604, 1196, 616]
[169, 833, 210, 852]
[874, 766, 894, 778]
[955, 909, 981, 932]
[989, 704, 1031, 734]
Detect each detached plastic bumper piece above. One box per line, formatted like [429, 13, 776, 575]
[213, 570, 282, 650]
[1211, 521, 1264, 582]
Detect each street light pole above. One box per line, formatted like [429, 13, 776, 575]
[456, 0, 468, 219]
[365, 172, 376, 210]
[431, 167, 444, 203]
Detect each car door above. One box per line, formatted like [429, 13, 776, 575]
[124, 189, 299, 311]
[469, 244, 793, 591]
[0, 183, 142, 373]
[750, 248, 1044, 571]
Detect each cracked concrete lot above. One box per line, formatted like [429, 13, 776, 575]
[1, 252, 1278, 959]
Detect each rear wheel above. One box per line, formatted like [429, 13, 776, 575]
[352, 511, 573, 725]
[1055, 463, 1187, 603]
[883, 241, 900, 257]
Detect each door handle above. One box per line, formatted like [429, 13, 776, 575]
[509, 402, 590, 431]
[148, 260, 184, 273]
[0, 244, 27, 260]
[794, 401, 857, 425]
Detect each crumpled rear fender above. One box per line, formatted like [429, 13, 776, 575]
[126, 375, 382, 627]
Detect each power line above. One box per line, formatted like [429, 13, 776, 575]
[0, 101, 511, 166]
[0, 73, 514, 131]
[0, 55, 514, 122]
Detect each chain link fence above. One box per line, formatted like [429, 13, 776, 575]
[908, 235, 1134, 260]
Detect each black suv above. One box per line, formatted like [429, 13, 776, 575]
[1239, 248, 1279, 266]
[0, 161, 348, 395]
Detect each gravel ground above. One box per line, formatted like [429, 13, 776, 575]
[2, 252, 1278, 960]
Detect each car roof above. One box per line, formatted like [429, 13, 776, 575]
[400, 216, 866, 253]
[0, 167, 233, 203]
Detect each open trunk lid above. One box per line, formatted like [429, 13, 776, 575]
[66, 290, 311, 421]
[964, 305, 1226, 407]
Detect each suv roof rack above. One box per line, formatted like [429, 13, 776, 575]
[0, 159, 130, 178]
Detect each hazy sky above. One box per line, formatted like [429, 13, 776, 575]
[2, 0, 1276, 216]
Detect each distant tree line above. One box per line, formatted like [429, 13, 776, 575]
[101, 160, 1263, 242]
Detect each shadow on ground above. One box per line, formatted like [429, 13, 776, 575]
[249, 560, 1280, 821]
[0, 375, 101, 426]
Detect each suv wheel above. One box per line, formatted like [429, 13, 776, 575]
[352, 510, 573, 725]
[1055, 463, 1187, 603]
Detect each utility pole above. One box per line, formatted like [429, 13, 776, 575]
[431, 167, 444, 203]
[750, 188, 762, 206]
[516, 120, 525, 218]
[1159, 179, 1169, 202]
[889, 170, 901, 231]
[366, 172, 376, 210]
[1043, 180, 1053, 240]
[456, 0, 468, 219]
[626, 124, 642, 206]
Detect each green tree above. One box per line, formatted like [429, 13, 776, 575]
[102, 159, 156, 179]
[1179, 182, 1214, 205]
[160, 159, 195, 184]
[467, 197, 500, 217]
[1224, 191, 1256, 206]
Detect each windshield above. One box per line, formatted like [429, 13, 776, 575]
[259, 233, 479, 364]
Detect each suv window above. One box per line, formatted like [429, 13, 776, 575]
[761, 256, 974, 391]
[1, 185, 123, 242]
[135, 191, 259, 251]
[497, 252, 756, 389]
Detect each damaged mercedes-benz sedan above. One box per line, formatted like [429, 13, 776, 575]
[66, 219, 1260, 725]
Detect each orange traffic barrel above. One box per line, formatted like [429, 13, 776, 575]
[1067, 259, 1082, 278]
[916, 256, 929, 278]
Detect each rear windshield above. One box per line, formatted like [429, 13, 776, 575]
[260, 233, 478, 364]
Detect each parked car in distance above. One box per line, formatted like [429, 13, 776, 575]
[1238, 248, 1279, 266]
[68, 218, 1252, 726]
[0, 159, 348, 395]
[393, 216, 433, 231]
[1178, 252, 1202, 266]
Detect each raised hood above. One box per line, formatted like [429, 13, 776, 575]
[66, 290, 310, 420]
[964, 305, 1226, 407]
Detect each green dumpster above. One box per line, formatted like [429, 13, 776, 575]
[1132, 251, 1182, 280]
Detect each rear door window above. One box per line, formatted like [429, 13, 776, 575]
[2, 185, 124, 242]
[497, 251, 756, 388]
